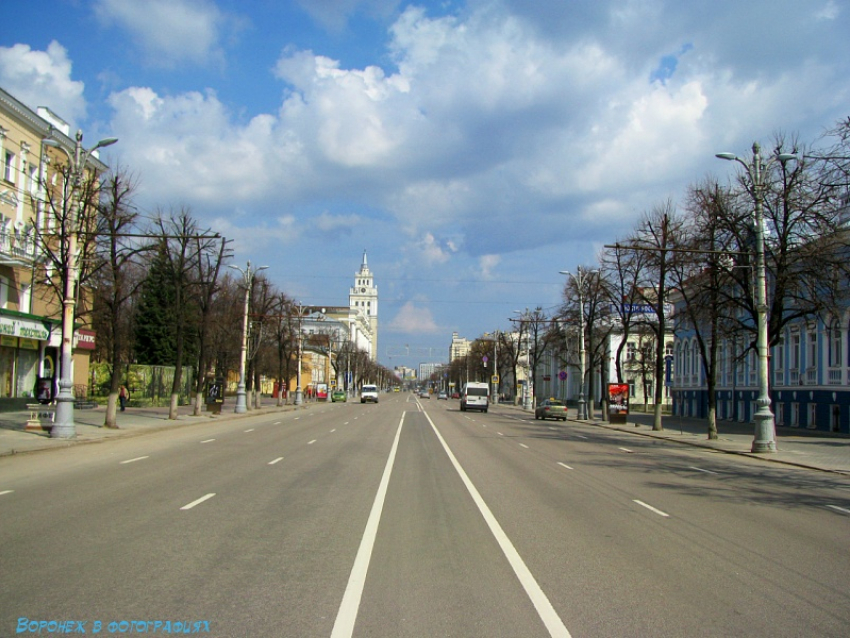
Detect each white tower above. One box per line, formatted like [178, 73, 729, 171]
[349, 250, 378, 360]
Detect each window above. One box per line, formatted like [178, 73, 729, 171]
[807, 329, 817, 369]
[4, 151, 15, 184]
[829, 321, 842, 368]
[626, 342, 636, 361]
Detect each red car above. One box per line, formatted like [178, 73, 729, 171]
[451, 392, 460, 399]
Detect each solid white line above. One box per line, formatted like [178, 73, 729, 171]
[308, 439, 317, 445]
[244, 428, 255, 432]
[423, 412, 572, 638]
[331, 415, 404, 638]
[689, 466, 719, 475]
[180, 493, 216, 510]
[268, 457, 284, 465]
[633, 500, 670, 518]
[201, 439, 215, 444]
[557, 462, 573, 470]
[120, 456, 149, 464]
[826, 504, 850, 515]
[0, 490, 13, 496]
[520, 443, 530, 449]
[619, 447, 633, 453]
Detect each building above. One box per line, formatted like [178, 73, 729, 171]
[349, 250, 378, 360]
[449, 332, 470, 361]
[0, 87, 103, 408]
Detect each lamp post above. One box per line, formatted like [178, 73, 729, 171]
[560, 268, 596, 420]
[716, 142, 796, 453]
[228, 261, 268, 414]
[43, 130, 117, 438]
[294, 302, 305, 405]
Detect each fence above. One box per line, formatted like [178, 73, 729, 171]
[89, 363, 195, 407]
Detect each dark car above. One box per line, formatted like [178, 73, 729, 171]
[535, 398, 568, 421]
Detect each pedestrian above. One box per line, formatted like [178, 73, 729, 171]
[119, 385, 129, 411]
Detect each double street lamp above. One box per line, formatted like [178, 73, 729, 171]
[43, 130, 118, 439]
[716, 142, 797, 453]
[228, 261, 268, 414]
[560, 267, 596, 420]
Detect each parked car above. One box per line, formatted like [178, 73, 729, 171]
[451, 392, 460, 399]
[535, 398, 568, 421]
[331, 389, 346, 402]
[438, 391, 448, 400]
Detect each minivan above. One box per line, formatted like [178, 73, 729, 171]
[460, 382, 489, 412]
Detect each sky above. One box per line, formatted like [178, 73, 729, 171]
[2, 0, 848, 371]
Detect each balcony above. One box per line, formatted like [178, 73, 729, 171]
[0, 225, 36, 266]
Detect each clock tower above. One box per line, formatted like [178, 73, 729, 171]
[349, 250, 378, 360]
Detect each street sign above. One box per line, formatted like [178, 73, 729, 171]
[491, 375, 499, 384]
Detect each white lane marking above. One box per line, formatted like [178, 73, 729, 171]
[244, 428, 255, 433]
[331, 429, 337, 433]
[308, 439, 317, 445]
[295, 417, 301, 421]
[120, 456, 149, 464]
[520, 443, 529, 449]
[274, 421, 281, 425]
[201, 439, 215, 444]
[548, 427, 557, 431]
[268, 457, 284, 465]
[344, 422, 350, 425]
[574, 434, 588, 439]
[557, 462, 574, 470]
[180, 493, 216, 510]
[826, 504, 850, 515]
[0, 490, 13, 496]
[331, 415, 404, 638]
[619, 447, 633, 453]
[497, 432, 504, 436]
[689, 466, 719, 475]
[423, 411, 572, 638]
[633, 500, 670, 518]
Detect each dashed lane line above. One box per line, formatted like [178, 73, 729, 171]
[120, 456, 149, 464]
[180, 493, 216, 511]
[557, 462, 574, 470]
[268, 457, 284, 465]
[201, 439, 216, 444]
[633, 500, 670, 518]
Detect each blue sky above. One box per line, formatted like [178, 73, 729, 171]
[3, 0, 848, 370]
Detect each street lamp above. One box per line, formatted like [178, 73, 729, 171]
[716, 142, 797, 453]
[43, 130, 118, 438]
[228, 261, 268, 414]
[560, 267, 597, 420]
[513, 309, 533, 411]
[294, 302, 306, 405]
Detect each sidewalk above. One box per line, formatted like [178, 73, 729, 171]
[500, 403, 850, 476]
[0, 401, 303, 458]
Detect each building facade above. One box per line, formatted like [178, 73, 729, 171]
[0, 87, 102, 408]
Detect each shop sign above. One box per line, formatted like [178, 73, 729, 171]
[19, 338, 39, 350]
[0, 315, 50, 340]
[74, 329, 96, 350]
[0, 335, 18, 348]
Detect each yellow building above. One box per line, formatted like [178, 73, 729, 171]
[0, 87, 104, 407]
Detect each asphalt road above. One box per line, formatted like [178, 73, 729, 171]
[1, 393, 848, 637]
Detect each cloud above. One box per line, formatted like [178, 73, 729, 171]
[0, 41, 86, 124]
[387, 301, 441, 333]
[293, 0, 400, 32]
[93, 0, 233, 68]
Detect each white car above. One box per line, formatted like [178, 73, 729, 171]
[360, 384, 379, 403]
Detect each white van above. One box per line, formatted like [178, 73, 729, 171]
[360, 384, 379, 403]
[461, 382, 489, 412]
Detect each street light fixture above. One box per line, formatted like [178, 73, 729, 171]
[228, 261, 268, 414]
[560, 267, 598, 420]
[716, 142, 797, 453]
[294, 302, 306, 405]
[43, 130, 118, 439]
